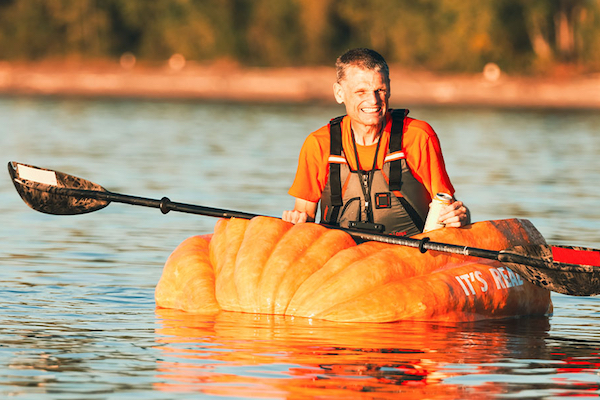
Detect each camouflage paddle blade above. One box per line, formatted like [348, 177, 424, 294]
[8, 161, 110, 215]
[500, 245, 600, 296]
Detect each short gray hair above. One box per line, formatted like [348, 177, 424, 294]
[335, 48, 390, 83]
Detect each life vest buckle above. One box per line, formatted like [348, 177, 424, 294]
[375, 192, 392, 209]
[349, 221, 385, 233]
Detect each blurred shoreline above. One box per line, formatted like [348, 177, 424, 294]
[1, 61, 600, 109]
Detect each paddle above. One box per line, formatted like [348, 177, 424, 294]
[8, 161, 600, 297]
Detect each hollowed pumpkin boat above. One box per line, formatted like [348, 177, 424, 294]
[155, 217, 552, 322]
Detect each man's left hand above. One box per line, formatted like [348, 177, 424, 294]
[438, 200, 470, 228]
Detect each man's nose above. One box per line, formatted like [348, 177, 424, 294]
[367, 91, 380, 104]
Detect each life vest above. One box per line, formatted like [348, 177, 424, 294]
[320, 109, 432, 236]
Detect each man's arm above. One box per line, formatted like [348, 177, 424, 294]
[406, 120, 471, 228]
[282, 198, 318, 224]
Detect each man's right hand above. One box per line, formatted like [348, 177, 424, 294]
[282, 198, 318, 224]
[282, 210, 312, 224]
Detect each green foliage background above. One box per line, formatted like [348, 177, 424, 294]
[0, 0, 598, 73]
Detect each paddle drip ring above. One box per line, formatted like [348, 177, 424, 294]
[159, 197, 171, 214]
[419, 237, 431, 253]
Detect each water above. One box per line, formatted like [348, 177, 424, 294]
[1, 97, 600, 399]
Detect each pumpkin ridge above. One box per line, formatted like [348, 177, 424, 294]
[234, 217, 292, 313]
[257, 223, 328, 314]
[286, 241, 385, 315]
[209, 219, 228, 276]
[155, 235, 220, 314]
[290, 247, 406, 317]
[214, 218, 250, 311]
[275, 228, 355, 315]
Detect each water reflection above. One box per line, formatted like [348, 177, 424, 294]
[153, 309, 599, 398]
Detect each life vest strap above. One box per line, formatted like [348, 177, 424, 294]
[327, 116, 345, 224]
[388, 109, 408, 191]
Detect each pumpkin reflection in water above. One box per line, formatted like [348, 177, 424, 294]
[153, 309, 553, 398]
[155, 217, 552, 322]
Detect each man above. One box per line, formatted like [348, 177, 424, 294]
[282, 48, 469, 236]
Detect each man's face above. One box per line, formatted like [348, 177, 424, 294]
[333, 65, 390, 131]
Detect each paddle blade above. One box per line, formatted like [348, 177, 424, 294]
[8, 161, 110, 215]
[500, 245, 600, 296]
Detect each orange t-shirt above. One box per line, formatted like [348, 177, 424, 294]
[288, 113, 455, 203]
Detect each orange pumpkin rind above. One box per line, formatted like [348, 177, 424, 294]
[155, 217, 552, 322]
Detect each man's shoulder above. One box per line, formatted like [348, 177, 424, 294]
[405, 117, 437, 138]
[299, 124, 331, 158]
[307, 124, 332, 143]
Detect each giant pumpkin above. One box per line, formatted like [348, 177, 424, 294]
[155, 217, 552, 322]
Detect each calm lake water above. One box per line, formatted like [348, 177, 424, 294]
[1, 96, 600, 399]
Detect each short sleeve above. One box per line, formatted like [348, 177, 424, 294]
[288, 126, 331, 202]
[403, 119, 455, 198]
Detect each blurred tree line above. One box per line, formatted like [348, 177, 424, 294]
[0, 0, 598, 74]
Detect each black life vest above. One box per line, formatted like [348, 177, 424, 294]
[320, 109, 431, 236]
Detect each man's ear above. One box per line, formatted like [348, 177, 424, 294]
[387, 78, 391, 99]
[333, 82, 344, 104]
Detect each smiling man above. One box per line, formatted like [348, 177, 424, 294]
[282, 48, 470, 236]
